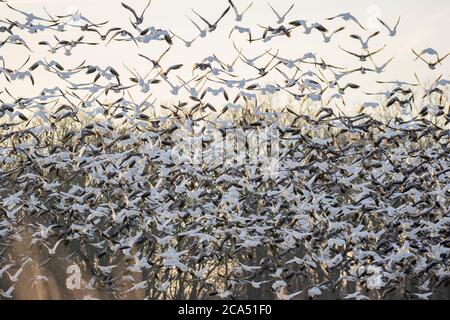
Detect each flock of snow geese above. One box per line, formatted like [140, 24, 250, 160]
[0, 0, 449, 300]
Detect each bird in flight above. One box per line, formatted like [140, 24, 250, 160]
[0, 284, 16, 299]
[191, 6, 231, 32]
[228, 0, 253, 22]
[327, 12, 366, 30]
[412, 49, 449, 70]
[377, 16, 401, 37]
[349, 31, 380, 49]
[267, 2, 295, 24]
[339, 44, 386, 61]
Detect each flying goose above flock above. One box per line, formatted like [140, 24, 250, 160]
[228, 0, 253, 22]
[121, 1, 152, 26]
[267, 2, 295, 24]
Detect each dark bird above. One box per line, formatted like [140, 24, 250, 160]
[228, 0, 253, 22]
[121, 1, 152, 26]
[412, 49, 449, 70]
[377, 16, 400, 37]
[191, 6, 231, 32]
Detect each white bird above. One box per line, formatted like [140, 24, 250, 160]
[85, 276, 97, 290]
[1, 190, 24, 207]
[229, 25, 252, 41]
[370, 56, 394, 73]
[170, 31, 199, 48]
[228, 0, 253, 22]
[414, 292, 433, 300]
[244, 280, 270, 288]
[192, 266, 208, 279]
[377, 17, 400, 37]
[418, 279, 431, 292]
[344, 292, 371, 300]
[272, 280, 287, 291]
[158, 280, 170, 292]
[321, 26, 345, 43]
[124, 280, 148, 293]
[187, 16, 207, 38]
[327, 12, 366, 29]
[350, 31, 380, 49]
[277, 289, 302, 300]
[307, 286, 323, 298]
[32, 223, 59, 239]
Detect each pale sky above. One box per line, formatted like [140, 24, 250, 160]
[1, 0, 449, 112]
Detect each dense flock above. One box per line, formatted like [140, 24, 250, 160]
[0, 0, 449, 300]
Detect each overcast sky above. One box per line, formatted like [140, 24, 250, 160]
[1, 0, 449, 111]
